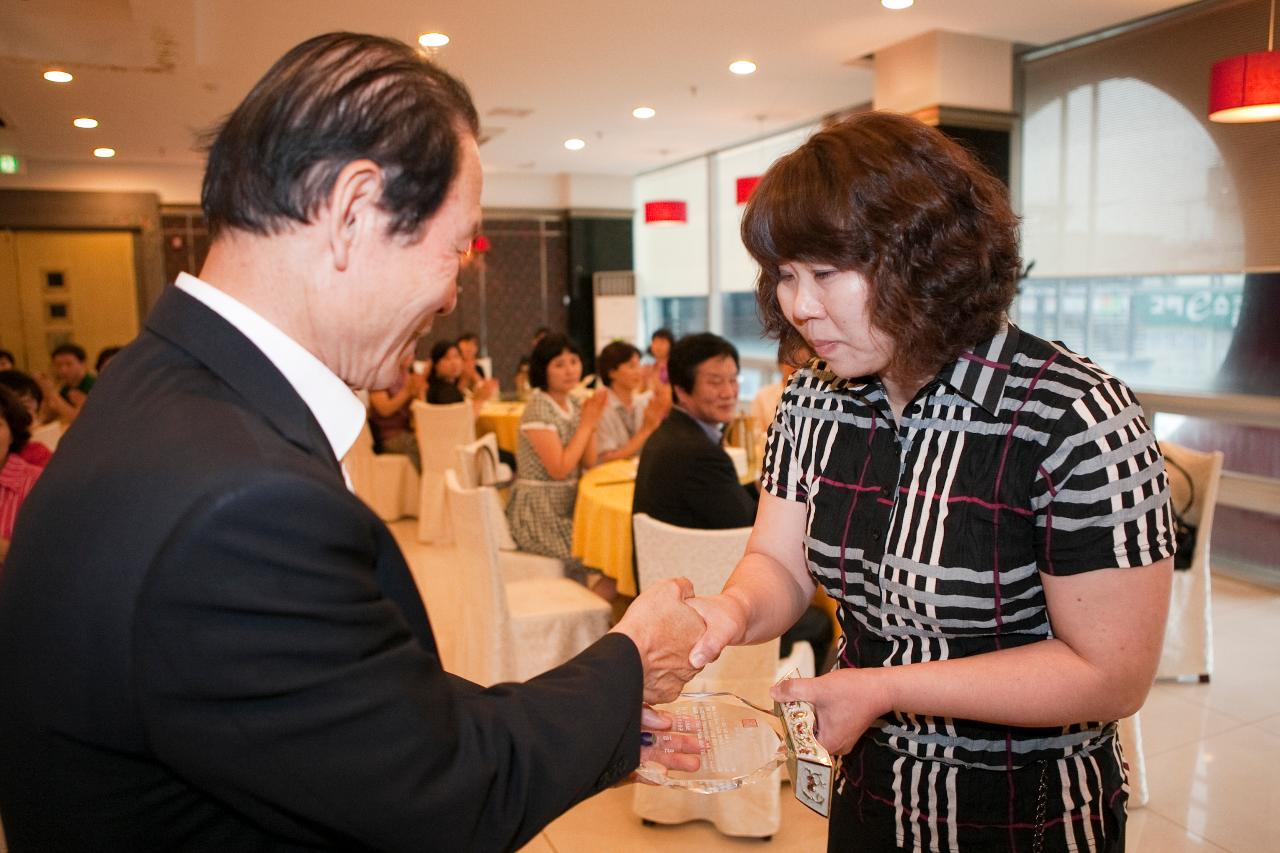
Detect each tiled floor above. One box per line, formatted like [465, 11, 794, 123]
[393, 523, 1280, 853]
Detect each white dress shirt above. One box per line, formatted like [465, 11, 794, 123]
[175, 273, 366, 489]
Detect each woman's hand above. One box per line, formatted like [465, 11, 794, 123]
[579, 386, 609, 428]
[641, 385, 672, 431]
[685, 594, 749, 668]
[770, 669, 892, 756]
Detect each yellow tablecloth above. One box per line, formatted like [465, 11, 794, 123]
[476, 401, 525, 456]
[571, 459, 641, 598]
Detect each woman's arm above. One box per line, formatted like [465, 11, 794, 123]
[772, 558, 1174, 754]
[369, 374, 423, 418]
[687, 492, 817, 666]
[523, 390, 608, 480]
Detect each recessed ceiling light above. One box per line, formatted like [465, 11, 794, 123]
[882, 0, 914, 9]
[43, 70, 73, 83]
[632, 106, 656, 119]
[93, 147, 115, 158]
[564, 138, 586, 151]
[729, 60, 757, 75]
[73, 117, 99, 129]
[418, 32, 450, 48]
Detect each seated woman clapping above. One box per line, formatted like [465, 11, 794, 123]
[504, 333, 613, 599]
[594, 341, 671, 464]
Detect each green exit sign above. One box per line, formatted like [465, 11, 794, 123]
[0, 154, 19, 174]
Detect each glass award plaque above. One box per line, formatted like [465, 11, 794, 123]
[634, 692, 788, 793]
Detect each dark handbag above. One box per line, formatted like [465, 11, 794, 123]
[1160, 445, 1198, 571]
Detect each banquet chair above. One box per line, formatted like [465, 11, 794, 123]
[1156, 441, 1224, 682]
[631, 513, 783, 839]
[443, 470, 611, 686]
[412, 400, 475, 544]
[455, 435, 562, 583]
[344, 422, 419, 521]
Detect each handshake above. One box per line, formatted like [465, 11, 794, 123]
[608, 578, 743, 705]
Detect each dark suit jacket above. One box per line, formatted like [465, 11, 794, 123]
[632, 408, 757, 533]
[0, 287, 641, 852]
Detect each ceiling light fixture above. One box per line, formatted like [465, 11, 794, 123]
[564, 138, 586, 151]
[632, 106, 656, 119]
[729, 60, 757, 76]
[882, 0, 914, 9]
[418, 32, 450, 48]
[73, 117, 99, 129]
[1209, 0, 1280, 123]
[93, 147, 115, 158]
[43, 70, 73, 83]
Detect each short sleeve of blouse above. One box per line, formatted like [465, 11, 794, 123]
[1031, 377, 1175, 576]
[759, 373, 808, 502]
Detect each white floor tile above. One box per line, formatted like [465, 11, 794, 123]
[1126, 807, 1229, 852]
[1143, 724, 1280, 853]
[1135, 685, 1248, 758]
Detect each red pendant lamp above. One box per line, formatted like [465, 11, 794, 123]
[1209, 0, 1280, 123]
[644, 200, 688, 225]
[735, 176, 761, 204]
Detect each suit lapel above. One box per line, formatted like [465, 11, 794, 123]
[144, 285, 344, 480]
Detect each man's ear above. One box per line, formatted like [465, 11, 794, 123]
[325, 159, 384, 272]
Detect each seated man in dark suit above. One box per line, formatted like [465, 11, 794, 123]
[0, 33, 703, 853]
[633, 332, 831, 668]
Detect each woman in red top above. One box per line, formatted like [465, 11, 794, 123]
[0, 386, 43, 566]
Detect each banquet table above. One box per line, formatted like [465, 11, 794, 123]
[476, 400, 525, 456]
[571, 459, 641, 597]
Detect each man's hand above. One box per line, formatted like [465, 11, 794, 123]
[610, 577, 705, 704]
[686, 593, 749, 668]
[633, 705, 701, 780]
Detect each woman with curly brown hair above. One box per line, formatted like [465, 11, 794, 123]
[688, 112, 1175, 852]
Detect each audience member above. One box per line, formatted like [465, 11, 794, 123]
[643, 328, 674, 392]
[427, 339, 495, 405]
[634, 332, 831, 666]
[0, 371, 61, 453]
[95, 346, 123, 374]
[0, 386, 43, 567]
[455, 331, 487, 393]
[368, 352, 427, 471]
[38, 342, 95, 423]
[0, 350, 14, 371]
[594, 341, 670, 463]
[506, 333, 612, 596]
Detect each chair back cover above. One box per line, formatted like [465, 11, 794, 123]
[412, 400, 475, 543]
[1157, 441, 1224, 680]
[455, 434, 517, 550]
[443, 469, 511, 684]
[631, 513, 782, 837]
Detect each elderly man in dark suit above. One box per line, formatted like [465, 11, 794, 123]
[0, 33, 703, 853]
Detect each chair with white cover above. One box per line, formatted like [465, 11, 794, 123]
[412, 400, 475, 544]
[344, 423, 419, 521]
[455, 434, 561, 583]
[631, 513, 782, 839]
[1157, 441, 1224, 682]
[442, 470, 612, 686]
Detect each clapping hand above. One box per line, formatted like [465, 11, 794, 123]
[579, 386, 610, 429]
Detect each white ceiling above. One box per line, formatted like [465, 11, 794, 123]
[0, 0, 1193, 179]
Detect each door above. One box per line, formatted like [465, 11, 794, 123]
[0, 230, 139, 373]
